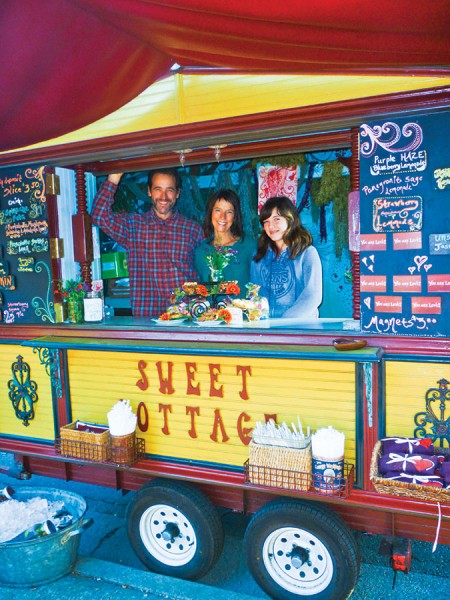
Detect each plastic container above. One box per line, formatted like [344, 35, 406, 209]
[0, 487, 92, 587]
[83, 291, 103, 322]
[312, 455, 344, 495]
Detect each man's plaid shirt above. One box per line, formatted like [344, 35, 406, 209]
[92, 181, 203, 317]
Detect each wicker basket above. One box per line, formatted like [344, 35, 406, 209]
[60, 421, 111, 462]
[370, 440, 450, 504]
[248, 441, 312, 491]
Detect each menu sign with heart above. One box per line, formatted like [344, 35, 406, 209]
[359, 113, 450, 337]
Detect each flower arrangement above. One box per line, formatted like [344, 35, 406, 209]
[205, 244, 238, 281]
[58, 278, 89, 302]
[57, 277, 89, 323]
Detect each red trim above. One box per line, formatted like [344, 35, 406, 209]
[0, 86, 448, 171]
[362, 363, 380, 490]
[55, 348, 69, 430]
[3, 444, 448, 521]
[1, 323, 448, 357]
[43, 166, 62, 297]
[89, 132, 351, 174]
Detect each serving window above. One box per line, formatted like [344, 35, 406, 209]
[96, 150, 354, 321]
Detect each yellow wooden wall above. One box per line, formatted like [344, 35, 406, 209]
[67, 350, 357, 467]
[385, 361, 450, 443]
[0, 344, 54, 439]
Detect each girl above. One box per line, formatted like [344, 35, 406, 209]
[250, 196, 322, 319]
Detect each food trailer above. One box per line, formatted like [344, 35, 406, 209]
[1, 6, 450, 597]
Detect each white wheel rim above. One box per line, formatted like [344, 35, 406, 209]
[262, 526, 333, 595]
[139, 503, 197, 566]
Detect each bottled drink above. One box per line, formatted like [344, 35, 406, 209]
[8, 519, 57, 542]
[52, 509, 73, 529]
[0, 486, 15, 502]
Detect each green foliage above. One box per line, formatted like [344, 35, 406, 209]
[309, 160, 349, 257]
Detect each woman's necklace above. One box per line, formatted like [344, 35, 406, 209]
[213, 235, 238, 247]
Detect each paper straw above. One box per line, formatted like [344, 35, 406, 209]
[311, 426, 345, 459]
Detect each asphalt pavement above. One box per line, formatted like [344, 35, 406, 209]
[0, 463, 448, 599]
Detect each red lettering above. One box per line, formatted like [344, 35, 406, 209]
[159, 403, 172, 435]
[265, 413, 277, 423]
[237, 412, 252, 445]
[137, 401, 149, 432]
[236, 365, 252, 400]
[136, 359, 149, 391]
[209, 364, 223, 398]
[186, 362, 200, 396]
[210, 408, 229, 442]
[186, 406, 200, 438]
[156, 361, 175, 395]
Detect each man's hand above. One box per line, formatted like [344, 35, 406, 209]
[108, 173, 124, 185]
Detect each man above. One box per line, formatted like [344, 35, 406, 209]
[91, 169, 203, 317]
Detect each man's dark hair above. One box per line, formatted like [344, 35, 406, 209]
[147, 168, 182, 190]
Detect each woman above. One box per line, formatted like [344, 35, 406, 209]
[250, 196, 322, 319]
[194, 189, 256, 294]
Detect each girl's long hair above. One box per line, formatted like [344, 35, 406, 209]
[202, 189, 244, 239]
[254, 196, 312, 262]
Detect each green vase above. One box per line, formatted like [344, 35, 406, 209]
[66, 298, 84, 324]
[209, 268, 224, 282]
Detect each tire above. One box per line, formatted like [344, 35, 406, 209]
[126, 478, 224, 580]
[244, 499, 360, 600]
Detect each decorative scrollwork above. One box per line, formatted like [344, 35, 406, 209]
[360, 122, 423, 157]
[31, 261, 55, 323]
[33, 347, 62, 398]
[188, 294, 231, 318]
[189, 298, 211, 319]
[8, 355, 38, 426]
[414, 379, 450, 447]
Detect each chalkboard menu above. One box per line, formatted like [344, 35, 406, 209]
[0, 166, 56, 324]
[359, 112, 450, 337]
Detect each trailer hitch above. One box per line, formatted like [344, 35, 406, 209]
[378, 535, 412, 588]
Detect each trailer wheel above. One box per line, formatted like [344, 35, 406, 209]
[245, 499, 359, 600]
[126, 478, 223, 580]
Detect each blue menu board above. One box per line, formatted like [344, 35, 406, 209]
[359, 112, 450, 337]
[0, 166, 56, 324]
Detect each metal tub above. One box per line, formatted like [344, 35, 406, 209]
[0, 486, 92, 587]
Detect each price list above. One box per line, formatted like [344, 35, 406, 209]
[359, 113, 450, 337]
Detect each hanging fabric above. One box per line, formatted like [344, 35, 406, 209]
[257, 166, 298, 213]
